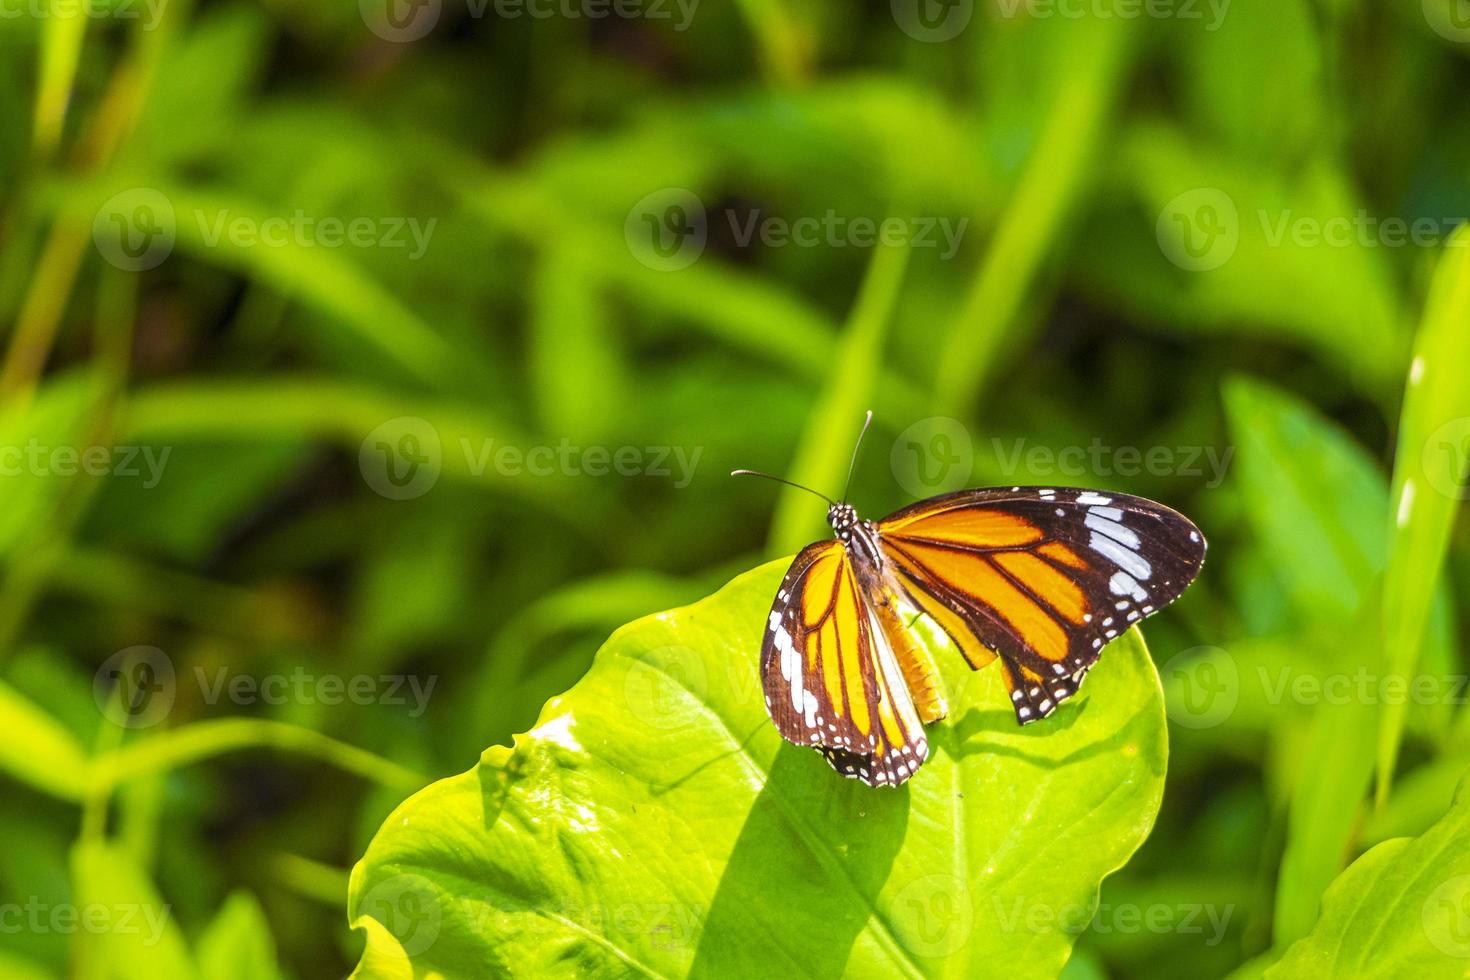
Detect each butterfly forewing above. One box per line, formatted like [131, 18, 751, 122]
[876, 487, 1206, 726]
[760, 541, 929, 786]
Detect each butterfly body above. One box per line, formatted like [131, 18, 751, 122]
[759, 486, 1206, 788]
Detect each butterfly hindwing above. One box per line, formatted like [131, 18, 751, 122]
[876, 487, 1206, 725]
[760, 541, 929, 786]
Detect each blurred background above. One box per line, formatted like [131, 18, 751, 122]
[2, 0, 1469, 977]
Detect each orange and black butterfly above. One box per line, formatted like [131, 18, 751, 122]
[737, 413, 1206, 788]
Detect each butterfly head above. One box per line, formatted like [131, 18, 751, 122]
[827, 502, 859, 539]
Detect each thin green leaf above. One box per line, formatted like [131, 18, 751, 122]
[1376, 224, 1470, 804]
[768, 238, 909, 555]
[529, 242, 628, 443]
[88, 719, 425, 795]
[1221, 376, 1444, 947]
[733, 0, 809, 85]
[33, 2, 87, 159]
[935, 20, 1130, 413]
[0, 680, 89, 801]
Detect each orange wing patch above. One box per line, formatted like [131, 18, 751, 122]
[883, 504, 1044, 547]
[759, 542, 931, 786]
[884, 538, 1072, 664]
[876, 488, 1207, 727]
[992, 551, 1089, 626]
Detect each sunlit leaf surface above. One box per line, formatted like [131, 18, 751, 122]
[349, 560, 1167, 978]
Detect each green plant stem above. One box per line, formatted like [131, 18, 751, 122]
[89, 719, 427, 794]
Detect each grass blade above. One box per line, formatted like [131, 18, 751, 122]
[1375, 225, 1470, 805]
[935, 21, 1129, 413]
[768, 238, 910, 555]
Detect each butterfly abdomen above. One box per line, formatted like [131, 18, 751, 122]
[872, 594, 948, 724]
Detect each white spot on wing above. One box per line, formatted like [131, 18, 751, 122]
[1085, 512, 1140, 550]
[1090, 531, 1151, 580]
[1109, 570, 1149, 601]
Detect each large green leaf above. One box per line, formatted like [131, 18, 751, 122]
[348, 559, 1168, 978]
[1267, 778, 1470, 977]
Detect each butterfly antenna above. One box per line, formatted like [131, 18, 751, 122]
[730, 469, 835, 506]
[840, 410, 874, 503]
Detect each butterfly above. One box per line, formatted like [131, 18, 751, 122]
[736, 413, 1206, 787]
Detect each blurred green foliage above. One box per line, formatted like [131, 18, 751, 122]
[0, 1, 1468, 978]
